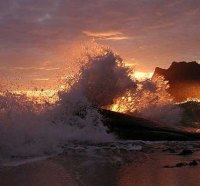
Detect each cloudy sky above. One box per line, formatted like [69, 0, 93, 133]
[0, 0, 200, 89]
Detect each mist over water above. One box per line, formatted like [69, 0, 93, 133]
[0, 91, 113, 159]
[0, 42, 190, 160]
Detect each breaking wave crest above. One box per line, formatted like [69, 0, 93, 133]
[0, 91, 113, 160]
[0, 42, 196, 160]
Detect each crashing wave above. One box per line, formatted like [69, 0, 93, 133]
[0, 42, 199, 160]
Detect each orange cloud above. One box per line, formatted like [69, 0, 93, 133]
[83, 31, 129, 40]
[13, 67, 60, 71]
[33, 78, 50, 81]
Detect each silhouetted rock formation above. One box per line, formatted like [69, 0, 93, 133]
[100, 109, 200, 141]
[153, 61, 200, 101]
[179, 101, 200, 127]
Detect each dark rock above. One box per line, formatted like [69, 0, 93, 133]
[163, 165, 171, 168]
[175, 162, 187, 167]
[163, 148, 176, 153]
[169, 149, 176, 153]
[10, 155, 17, 158]
[163, 162, 187, 168]
[164, 160, 199, 168]
[100, 109, 200, 141]
[178, 101, 200, 127]
[153, 61, 200, 102]
[189, 160, 198, 166]
[178, 149, 193, 156]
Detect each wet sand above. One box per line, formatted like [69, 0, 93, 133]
[1, 142, 200, 186]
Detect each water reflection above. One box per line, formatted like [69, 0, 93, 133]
[118, 153, 200, 186]
[1, 146, 200, 186]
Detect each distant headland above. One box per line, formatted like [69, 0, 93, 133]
[153, 61, 200, 102]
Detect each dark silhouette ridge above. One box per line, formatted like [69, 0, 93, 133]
[153, 61, 200, 101]
[100, 109, 200, 141]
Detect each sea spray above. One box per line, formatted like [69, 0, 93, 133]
[0, 42, 186, 160]
[0, 90, 113, 159]
[62, 44, 136, 107]
[58, 45, 183, 128]
[108, 75, 183, 126]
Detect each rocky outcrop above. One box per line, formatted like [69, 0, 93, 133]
[153, 61, 200, 101]
[100, 109, 200, 141]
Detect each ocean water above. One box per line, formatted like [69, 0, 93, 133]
[1, 44, 200, 186]
[1, 141, 200, 186]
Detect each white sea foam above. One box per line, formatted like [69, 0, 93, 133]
[0, 42, 195, 162]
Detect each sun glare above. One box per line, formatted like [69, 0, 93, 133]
[133, 71, 153, 80]
[13, 90, 59, 103]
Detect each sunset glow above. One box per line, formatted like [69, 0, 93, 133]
[1, 1, 200, 186]
[13, 90, 58, 103]
[133, 71, 153, 80]
[1, 0, 200, 90]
